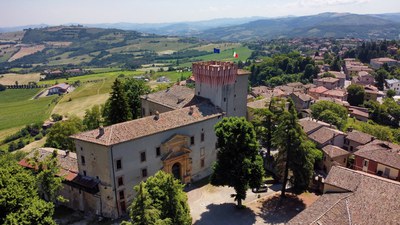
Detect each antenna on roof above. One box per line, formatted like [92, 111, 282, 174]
[189, 106, 194, 115]
[154, 111, 160, 120]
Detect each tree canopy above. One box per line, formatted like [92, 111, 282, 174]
[273, 99, 318, 196]
[124, 78, 150, 119]
[45, 116, 84, 151]
[347, 84, 365, 106]
[83, 105, 102, 130]
[0, 154, 56, 225]
[124, 171, 191, 225]
[104, 78, 132, 125]
[310, 100, 348, 129]
[211, 117, 264, 207]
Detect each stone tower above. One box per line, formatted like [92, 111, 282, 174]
[193, 61, 249, 117]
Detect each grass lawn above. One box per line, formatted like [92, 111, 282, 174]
[0, 89, 58, 131]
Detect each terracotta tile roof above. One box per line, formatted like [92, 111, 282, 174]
[49, 83, 70, 90]
[308, 127, 345, 145]
[354, 140, 400, 169]
[291, 92, 314, 102]
[346, 130, 374, 145]
[141, 85, 195, 109]
[322, 145, 349, 158]
[298, 118, 330, 135]
[323, 89, 346, 97]
[288, 166, 400, 225]
[247, 98, 270, 109]
[309, 86, 328, 94]
[19, 148, 78, 179]
[71, 102, 223, 146]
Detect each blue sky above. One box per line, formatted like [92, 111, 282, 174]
[1, 0, 400, 27]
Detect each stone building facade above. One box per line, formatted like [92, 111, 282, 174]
[70, 61, 250, 218]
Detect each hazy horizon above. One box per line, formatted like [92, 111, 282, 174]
[1, 0, 400, 27]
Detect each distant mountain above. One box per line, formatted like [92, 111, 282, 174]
[0, 17, 265, 36]
[197, 12, 400, 41]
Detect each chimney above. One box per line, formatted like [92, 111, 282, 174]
[99, 126, 104, 136]
[189, 106, 194, 115]
[65, 150, 70, 157]
[154, 111, 160, 120]
[347, 127, 354, 132]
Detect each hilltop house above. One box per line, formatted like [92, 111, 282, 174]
[370, 57, 399, 69]
[385, 78, 400, 95]
[321, 145, 349, 172]
[48, 83, 71, 95]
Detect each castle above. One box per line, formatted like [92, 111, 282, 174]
[64, 61, 249, 218]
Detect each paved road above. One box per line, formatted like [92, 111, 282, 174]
[187, 183, 282, 225]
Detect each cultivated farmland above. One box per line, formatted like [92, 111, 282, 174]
[0, 73, 41, 85]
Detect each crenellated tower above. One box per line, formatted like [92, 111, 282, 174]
[193, 61, 249, 117]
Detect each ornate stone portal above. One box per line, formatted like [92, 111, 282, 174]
[161, 134, 192, 184]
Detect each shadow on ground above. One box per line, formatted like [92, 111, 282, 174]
[194, 203, 256, 225]
[256, 194, 306, 224]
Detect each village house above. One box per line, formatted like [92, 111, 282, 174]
[289, 92, 314, 112]
[364, 85, 380, 101]
[48, 83, 71, 95]
[307, 126, 345, 148]
[353, 140, 400, 181]
[343, 129, 374, 152]
[69, 61, 250, 218]
[288, 166, 400, 224]
[321, 145, 349, 172]
[319, 89, 347, 101]
[343, 58, 373, 79]
[348, 106, 369, 121]
[385, 78, 400, 95]
[313, 77, 340, 90]
[19, 148, 100, 215]
[351, 71, 375, 86]
[308, 86, 328, 99]
[298, 118, 330, 135]
[370, 57, 399, 69]
[318, 71, 346, 88]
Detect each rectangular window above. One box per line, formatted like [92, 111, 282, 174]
[118, 177, 124, 187]
[191, 136, 195, 145]
[142, 168, 148, 178]
[81, 156, 85, 165]
[116, 159, 122, 170]
[83, 170, 87, 176]
[156, 147, 161, 157]
[343, 158, 346, 163]
[200, 158, 205, 168]
[364, 160, 368, 167]
[200, 147, 205, 156]
[140, 151, 146, 162]
[119, 190, 125, 200]
[142, 108, 145, 116]
[201, 132, 205, 142]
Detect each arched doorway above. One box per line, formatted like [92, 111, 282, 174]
[172, 163, 181, 181]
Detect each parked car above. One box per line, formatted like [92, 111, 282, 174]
[252, 183, 268, 193]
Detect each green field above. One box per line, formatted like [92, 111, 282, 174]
[180, 46, 252, 67]
[0, 89, 58, 131]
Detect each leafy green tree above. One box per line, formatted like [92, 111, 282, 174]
[347, 84, 365, 106]
[311, 101, 348, 129]
[83, 105, 102, 130]
[51, 114, 63, 122]
[375, 68, 389, 91]
[104, 79, 132, 125]
[302, 64, 315, 82]
[122, 182, 169, 225]
[273, 99, 315, 196]
[211, 117, 264, 207]
[330, 56, 341, 71]
[45, 116, 84, 151]
[124, 78, 150, 119]
[0, 154, 56, 225]
[142, 171, 191, 225]
[29, 150, 64, 202]
[387, 89, 396, 98]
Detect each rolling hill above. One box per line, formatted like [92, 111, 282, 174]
[198, 12, 400, 41]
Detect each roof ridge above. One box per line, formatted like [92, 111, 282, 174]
[333, 166, 400, 186]
[311, 192, 353, 224]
